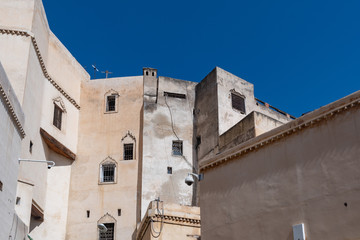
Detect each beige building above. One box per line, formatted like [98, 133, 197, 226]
[4, 0, 358, 240]
[199, 90, 360, 240]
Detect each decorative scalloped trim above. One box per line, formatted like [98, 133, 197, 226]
[200, 98, 360, 172]
[0, 28, 81, 110]
[121, 130, 136, 142]
[0, 84, 25, 138]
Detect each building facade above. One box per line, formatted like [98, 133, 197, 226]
[199, 90, 360, 240]
[0, 1, 307, 240]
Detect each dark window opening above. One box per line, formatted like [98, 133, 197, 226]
[146, 71, 149, 76]
[164, 92, 186, 99]
[172, 140, 183, 156]
[167, 167, 172, 174]
[231, 93, 245, 114]
[53, 104, 63, 130]
[124, 143, 134, 160]
[152, 72, 155, 76]
[29, 141, 33, 154]
[99, 223, 114, 240]
[196, 136, 201, 148]
[0, 181, 2, 191]
[87, 210, 90, 218]
[102, 164, 115, 182]
[106, 96, 116, 112]
[118, 209, 121, 216]
[16, 197, 21, 205]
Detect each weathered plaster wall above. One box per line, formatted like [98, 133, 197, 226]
[29, 152, 72, 240]
[217, 67, 290, 135]
[194, 68, 219, 161]
[142, 74, 197, 218]
[66, 76, 143, 240]
[137, 201, 201, 240]
[219, 111, 284, 152]
[0, 1, 85, 238]
[196, 67, 291, 164]
[200, 91, 360, 240]
[0, 62, 25, 240]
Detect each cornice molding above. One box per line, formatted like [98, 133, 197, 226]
[0, 28, 80, 109]
[200, 93, 360, 172]
[136, 214, 201, 240]
[152, 214, 201, 226]
[0, 82, 25, 138]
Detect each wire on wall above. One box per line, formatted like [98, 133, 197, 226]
[150, 197, 164, 238]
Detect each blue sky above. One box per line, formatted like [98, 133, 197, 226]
[43, 0, 360, 117]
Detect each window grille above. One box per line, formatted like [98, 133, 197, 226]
[124, 143, 134, 160]
[106, 96, 116, 112]
[172, 140, 183, 156]
[164, 92, 186, 99]
[99, 223, 114, 240]
[102, 164, 115, 182]
[231, 93, 245, 114]
[53, 104, 63, 130]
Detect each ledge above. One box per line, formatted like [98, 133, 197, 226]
[40, 128, 76, 160]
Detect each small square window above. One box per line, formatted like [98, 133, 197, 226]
[167, 167, 172, 174]
[106, 96, 116, 112]
[124, 143, 134, 160]
[172, 140, 183, 156]
[99, 223, 114, 240]
[29, 141, 33, 154]
[0, 181, 2, 191]
[118, 209, 121, 216]
[101, 164, 115, 182]
[53, 104, 63, 130]
[231, 93, 245, 114]
[16, 197, 21, 205]
[87, 210, 90, 218]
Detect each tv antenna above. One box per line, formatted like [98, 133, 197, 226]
[92, 64, 99, 79]
[101, 70, 113, 79]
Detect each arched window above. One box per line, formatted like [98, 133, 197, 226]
[104, 89, 119, 113]
[98, 213, 116, 240]
[99, 157, 117, 184]
[121, 131, 136, 160]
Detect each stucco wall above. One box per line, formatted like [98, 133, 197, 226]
[194, 68, 219, 161]
[200, 92, 360, 240]
[137, 201, 201, 240]
[66, 76, 143, 240]
[0, 63, 24, 240]
[142, 75, 197, 218]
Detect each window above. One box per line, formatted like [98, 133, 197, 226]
[29, 141, 33, 154]
[123, 143, 134, 160]
[87, 210, 90, 218]
[167, 167, 172, 174]
[106, 96, 116, 112]
[53, 104, 63, 130]
[100, 163, 116, 183]
[164, 92, 186, 99]
[172, 140, 183, 156]
[99, 223, 114, 240]
[16, 197, 21, 205]
[117, 209, 121, 216]
[0, 181, 2, 191]
[231, 93, 245, 114]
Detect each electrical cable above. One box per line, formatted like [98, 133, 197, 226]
[150, 198, 164, 238]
